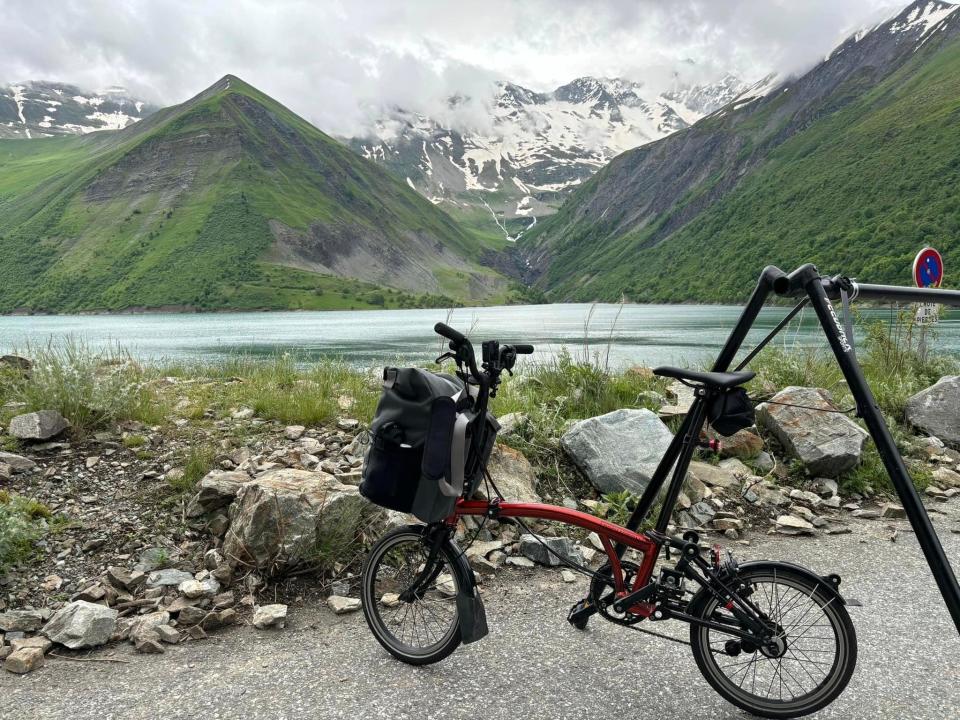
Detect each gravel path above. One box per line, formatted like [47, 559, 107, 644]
[4, 507, 960, 720]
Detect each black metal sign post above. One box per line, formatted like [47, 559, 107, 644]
[619, 262, 960, 634]
[791, 265, 960, 635]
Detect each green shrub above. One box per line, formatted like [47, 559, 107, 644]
[2, 339, 165, 435]
[0, 495, 48, 571]
[172, 444, 217, 495]
[168, 353, 381, 427]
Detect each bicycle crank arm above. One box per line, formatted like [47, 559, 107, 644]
[612, 582, 659, 614]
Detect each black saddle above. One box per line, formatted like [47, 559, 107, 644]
[653, 366, 755, 390]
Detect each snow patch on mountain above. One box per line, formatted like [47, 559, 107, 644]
[0, 81, 155, 138]
[889, 0, 958, 36]
[349, 74, 747, 240]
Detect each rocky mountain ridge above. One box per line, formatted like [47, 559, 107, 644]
[0, 81, 154, 139]
[0, 75, 513, 314]
[347, 74, 747, 240]
[520, 0, 960, 301]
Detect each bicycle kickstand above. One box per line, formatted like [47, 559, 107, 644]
[567, 596, 597, 630]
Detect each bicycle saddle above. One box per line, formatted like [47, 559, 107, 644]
[653, 366, 755, 389]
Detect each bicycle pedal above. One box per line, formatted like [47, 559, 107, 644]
[567, 598, 596, 630]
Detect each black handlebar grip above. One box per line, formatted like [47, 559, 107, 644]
[434, 322, 466, 344]
[514, 344, 535, 354]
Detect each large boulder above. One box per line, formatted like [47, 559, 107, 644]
[8, 410, 70, 441]
[222, 469, 370, 575]
[905, 376, 960, 448]
[561, 409, 673, 494]
[756, 387, 868, 478]
[42, 601, 117, 649]
[474, 444, 540, 503]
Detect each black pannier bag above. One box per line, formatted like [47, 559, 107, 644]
[706, 387, 755, 436]
[360, 367, 499, 523]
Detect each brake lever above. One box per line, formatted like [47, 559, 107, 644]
[435, 351, 455, 364]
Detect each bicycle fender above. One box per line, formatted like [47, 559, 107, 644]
[737, 560, 859, 607]
[447, 537, 489, 644]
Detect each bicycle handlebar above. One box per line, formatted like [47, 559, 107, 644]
[434, 322, 466, 345]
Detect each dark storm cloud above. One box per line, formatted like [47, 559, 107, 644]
[0, 0, 903, 135]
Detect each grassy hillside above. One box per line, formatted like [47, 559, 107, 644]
[524, 7, 960, 302]
[0, 76, 517, 313]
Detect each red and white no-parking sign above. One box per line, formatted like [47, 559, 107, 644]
[913, 247, 944, 325]
[913, 247, 944, 288]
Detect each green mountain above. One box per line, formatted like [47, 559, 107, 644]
[522, 0, 960, 302]
[0, 75, 513, 313]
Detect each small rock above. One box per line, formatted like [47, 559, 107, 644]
[178, 578, 220, 599]
[0, 354, 32, 374]
[134, 632, 165, 654]
[153, 625, 180, 645]
[85, 456, 100, 469]
[0, 452, 36, 473]
[881, 503, 907, 519]
[712, 517, 743, 532]
[506, 556, 535, 568]
[147, 569, 195, 588]
[204, 549, 225, 571]
[337, 418, 359, 431]
[497, 412, 528, 437]
[176, 606, 207, 626]
[932, 468, 960, 489]
[10, 636, 52, 654]
[4, 647, 44, 674]
[561, 570, 577, 583]
[518, 534, 583, 567]
[107, 566, 146, 592]
[789, 488, 823, 508]
[128, 611, 171, 639]
[185, 625, 208, 640]
[0, 610, 44, 633]
[8, 410, 71, 441]
[231, 407, 255, 420]
[754, 451, 775, 473]
[252, 604, 288, 629]
[775, 515, 816, 535]
[73, 584, 107, 603]
[40, 575, 63, 593]
[718, 429, 763, 459]
[42, 601, 117, 649]
[284, 425, 306, 440]
[380, 593, 401, 608]
[851, 509, 880, 519]
[327, 596, 361, 615]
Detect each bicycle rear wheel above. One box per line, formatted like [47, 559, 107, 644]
[361, 525, 462, 665]
[688, 564, 857, 719]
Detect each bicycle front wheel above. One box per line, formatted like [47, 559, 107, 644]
[361, 525, 462, 665]
[688, 564, 857, 719]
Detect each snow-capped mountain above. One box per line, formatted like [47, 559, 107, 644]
[0, 81, 155, 139]
[727, 0, 958, 110]
[347, 74, 747, 240]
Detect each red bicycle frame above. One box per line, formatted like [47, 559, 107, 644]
[454, 499, 660, 608]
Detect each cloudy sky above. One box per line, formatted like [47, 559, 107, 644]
[0, 0, 905, 135]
